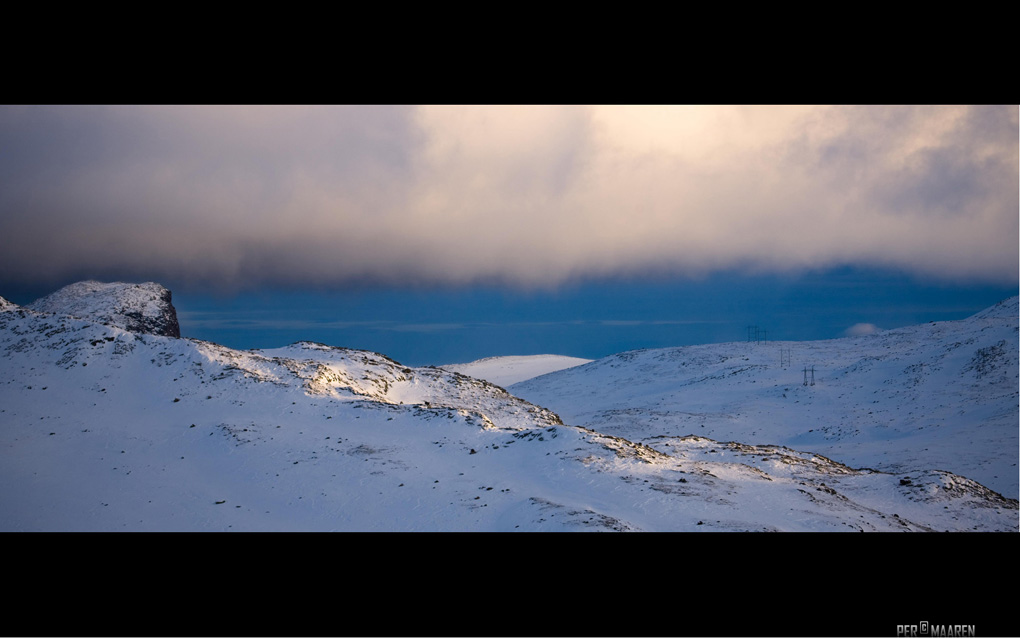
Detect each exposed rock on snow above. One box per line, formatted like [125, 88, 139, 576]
[26, 281, 180, 338]
[0, 296, 16, 312]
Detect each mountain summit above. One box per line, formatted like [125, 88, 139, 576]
[26, 280, 180, 338]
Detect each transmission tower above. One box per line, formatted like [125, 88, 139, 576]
[802, 365, 815, 386]
[747, 325, 767, 345]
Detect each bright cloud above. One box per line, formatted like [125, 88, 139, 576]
[844, 323, 882, 337]
[1, 105, 1016, 291]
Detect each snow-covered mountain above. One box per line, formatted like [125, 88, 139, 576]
[1, 282, 1016, 531]
[511, 296, 1020, 501]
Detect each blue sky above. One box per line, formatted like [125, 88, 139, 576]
[1, 105, 1016, 365]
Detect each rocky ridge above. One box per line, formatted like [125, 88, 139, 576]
[26, 280, 180, 338]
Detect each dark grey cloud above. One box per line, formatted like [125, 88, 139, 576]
[1, 105, 1015, 293]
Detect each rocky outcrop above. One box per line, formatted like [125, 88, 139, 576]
[26, 281, 181, 337]
[0, 296, 16, 311]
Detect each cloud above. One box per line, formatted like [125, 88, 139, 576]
[1, 105, 1016, 292]
[844, 323, 882, 337]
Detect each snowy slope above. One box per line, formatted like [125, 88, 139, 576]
[511, 297, 1020, 501]
[440, 354, 592, 387]
[1, 284, 1016, 531]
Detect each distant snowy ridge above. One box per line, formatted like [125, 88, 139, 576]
[0, 296, 16, 312]
[968, 295, 1020, 321]
[441, 354, 593, 387]
[26, 280, 180, 338]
